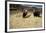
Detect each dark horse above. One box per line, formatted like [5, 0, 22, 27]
[33, 11, 40, 17]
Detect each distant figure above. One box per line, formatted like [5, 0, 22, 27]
[23, 10, 27, 18]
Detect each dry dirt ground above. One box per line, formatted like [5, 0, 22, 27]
[9, 11, 42, 29]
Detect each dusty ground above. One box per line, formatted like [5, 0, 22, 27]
[9, 11, 42, 29]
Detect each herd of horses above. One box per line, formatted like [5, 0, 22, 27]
[10, 4, 42, 18]
[23, 9, 41, 18]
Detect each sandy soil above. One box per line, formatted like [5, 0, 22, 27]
[9, 11, 42, 29]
